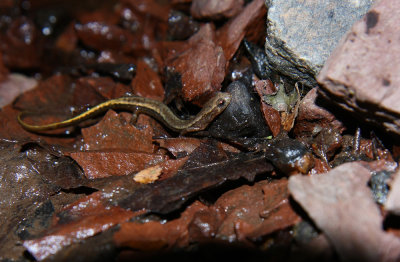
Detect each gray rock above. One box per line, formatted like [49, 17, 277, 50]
[264, 0, 374, 87]
[317, 0, 400, 135]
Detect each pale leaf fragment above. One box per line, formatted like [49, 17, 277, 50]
[134, 165, 162, 184]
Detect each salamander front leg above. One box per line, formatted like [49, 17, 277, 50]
[129, 107, 139, 127]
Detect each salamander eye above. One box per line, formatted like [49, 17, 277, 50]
[217, 98, 226, 107]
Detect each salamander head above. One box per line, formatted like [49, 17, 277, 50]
[183, 92, 231, 134]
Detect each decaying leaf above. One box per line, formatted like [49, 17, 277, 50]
[263, 80, 301, 132]
[1, 0, 399, 261]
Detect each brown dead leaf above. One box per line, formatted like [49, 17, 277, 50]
[308, 158, 331, 175]
[293, 88, 344, 137]
[81, 110, 156, 152]
[23, 192, 140, 261]
[158, 157, 189, 180]
[0, 141, 85, 259]
[114, 201, 208, 250]
[0, 105, 77, 148]
[77, 76, 132, 101]
[263, 81, 301, 133]
[216, 0, 266, 62]
[254, 79, 281, 137]
[69, 150, 167, 179]
[1, 16, 43, 69]
[155, 137, 202, 157]
[122, 0, 170, 22]
[0, 52, 9, 81]
[155, 137, 239, 158]
[210, 179, 300, 242]
[169, 24, 226, 103]
[131, 60, 164, 101]
[10, 75, 115, 147]
[55, 22, 77, 52]
[75, 22, 134, 53]
[117, 0, 169, 54]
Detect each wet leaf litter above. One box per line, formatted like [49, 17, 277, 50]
[0, 0, 400, 261]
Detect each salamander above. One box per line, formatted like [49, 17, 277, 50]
[17, 92, 231, 135]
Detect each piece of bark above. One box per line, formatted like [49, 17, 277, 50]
[116, 151, 273, 214]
